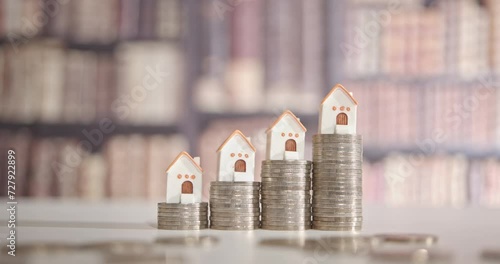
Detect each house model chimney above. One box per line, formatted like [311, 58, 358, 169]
[194, 157, 201, 165]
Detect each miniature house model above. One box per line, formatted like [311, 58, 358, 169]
[216, 130, 256, 182]
[165, 151, 202, 204]
[319, 84, 358, 134]
[266, 110, 307, 160]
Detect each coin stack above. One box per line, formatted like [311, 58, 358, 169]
[209, 181, 261, 230]
[260, 160, 312, 230]
[157, 202, 208, 230]
[312, 134, 363, 231]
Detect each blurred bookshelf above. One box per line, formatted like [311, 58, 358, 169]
[0, 0, 499, 207]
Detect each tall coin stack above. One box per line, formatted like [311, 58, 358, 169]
[312, 134, 363, 231]
[260, 160, 312, 230]
[209, 181, 261, 230]
[157, 202, 209, 230]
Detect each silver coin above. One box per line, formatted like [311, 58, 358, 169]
[262, 203, 310, 208]
[262, 216, 311, 222]
[210, 185, 260, 190]
[312, 220, 362, 226]
[261, 225, 311, 231]
[211, 181, 261, 186]
[263, 212, 310, 217]
[261, 164, 312, 169]
[261, 172, 311, 177]
[261, 189, 311, 194]
[261, 222, 311, 227]
[210, 208, 260, 214]
[262, 201, 310, 206]
[209, 195, 260, 200]
[210, 224, 260, 230]
[210, 216, 260, 221]
[312, 225, 361, 231]
[157, 215, 208, 220]
[262, 207, 311, 212]
[262, 187, 310, 192]
[209, 198, 258, 202]
[262, 182, 311, 187]
[157, 208, 209, 213]
[158, 225, 208, 230]
[210, 198, 260, 202]
[262, 176, 311, 181]
[262, 160, 312, 164]
[158, 219, 208, 224]
[210, 203, 259, 208]
[262, 170, 312, 174]
[209, 191, 260, 196]
[158, 202, 208, 208]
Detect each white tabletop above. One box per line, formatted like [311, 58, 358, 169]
[0, 199, 499, 264]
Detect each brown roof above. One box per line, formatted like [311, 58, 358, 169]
[216, 130, 256, 152]
[321, 84, 358, 105]
[166, 151, 203, 173]
[266, 110, 307, 133]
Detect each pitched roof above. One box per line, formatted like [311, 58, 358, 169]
[216, 130, 256, 152]
[266, 110, 307, 133]
[321, 84, 358, 105]
[166, 151, 203, 173]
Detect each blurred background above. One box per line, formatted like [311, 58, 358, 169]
[0, 0, 498, 207]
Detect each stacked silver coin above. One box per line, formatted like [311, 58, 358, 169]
[312, 134, 363, 231]
[209, 181, 261, 230]
[260, 160, 312, 230]
[157, 202, 208, 230]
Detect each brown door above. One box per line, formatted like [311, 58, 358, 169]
[336, 113, 348, 125]
[235, 159, 246, 172]
[285, 139, 297, 151]
[181, 181, 193, 194]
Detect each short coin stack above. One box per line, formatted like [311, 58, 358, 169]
[260, 160, 312, 230]
[157, 202, 208, 230]
[312, 134, 363, 231]
[209, 181, 261, 230]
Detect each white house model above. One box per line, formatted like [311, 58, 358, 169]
[216, 130, 256, 182]
[266, 110, 307, 160]
[319, 84, 358, 134]
[165, 151, 203, 204]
